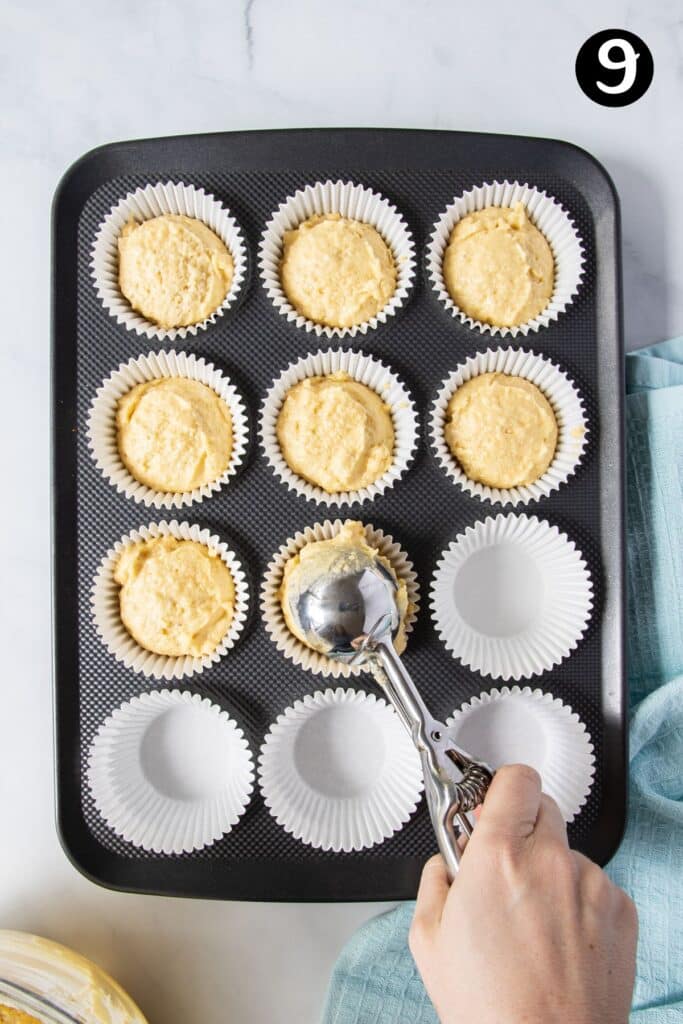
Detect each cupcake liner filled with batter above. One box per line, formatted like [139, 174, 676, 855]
[430, 347, 588, 506]
[430, 513, 593, 680]
[87, 689, 255, 853]
[91, 519, 249, 680]
[259, 179, 415, 338]
[87, 349, 249, 509]
[427, 180, 584, 338]
[91, 180, 247, 341]
[261, 519, 419, 678]
[447, 686, 595, 822]
[260, 347, 418, 507]
[258, 688, 423, 852]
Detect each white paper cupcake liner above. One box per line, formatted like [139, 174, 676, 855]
[261, 519, 419, 678]
[91, 520, 250, 680]
[258, 687, 423, 851]
[86, 349, 249, 509]
[91, 180, 248, 341]
[430, 347, 588, 506]
[447, 686, 595, 822]
[87, 689, 255, 853]
[427, 180, 585, 338]
[260, 347, 418, 507]
[430, 513, 593, 680]
[258, 179, 416, 338]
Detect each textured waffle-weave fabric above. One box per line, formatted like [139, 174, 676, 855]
[322, 337, 683, 1024]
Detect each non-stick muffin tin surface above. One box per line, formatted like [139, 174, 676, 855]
[52, 129, 625, 901]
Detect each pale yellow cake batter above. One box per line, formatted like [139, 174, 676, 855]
[118, 214, 234, 329]
[276, 373, 394, 493]
[0, 1008, 42, 1024]
[445, 373, 558, 489]
[0, 931, 149, 1024]
[117, 377, 233, 493]
[443, 203, 554, 328]
[280, 214, 396, 328]
[279, 521, 409, 655]
[114, 536, 235, 658]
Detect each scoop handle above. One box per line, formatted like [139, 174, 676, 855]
[373, 642, 475, 880]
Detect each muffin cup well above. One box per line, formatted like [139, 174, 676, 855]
[260, 347, 418, 507]
[446, 686, 595, 822]
[258, 687, 424, 851]
[91, 180, 248, 342]
[87, 349, 249, 510]
[427, 180, 585, 338]
[91, 520, 250, 681]
[258, 179, 416, 339]
[87, 689, 255, 853]
[430, 513, 593, 681]
[261, 519, 420, 678]
[430, 347, 588, 506]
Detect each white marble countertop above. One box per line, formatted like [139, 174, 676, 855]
[0, 0, 680, 1021]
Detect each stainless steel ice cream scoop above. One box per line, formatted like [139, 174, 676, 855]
[292, 552, 494, 878]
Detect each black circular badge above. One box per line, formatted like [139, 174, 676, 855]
[576, 30, 653, 107]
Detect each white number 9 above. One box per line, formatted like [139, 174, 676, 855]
[596, 38, 639, 94]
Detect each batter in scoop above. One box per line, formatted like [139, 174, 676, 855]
[279, 522, 409, 655]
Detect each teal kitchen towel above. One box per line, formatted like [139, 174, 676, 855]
[322, 339, 683, 1024]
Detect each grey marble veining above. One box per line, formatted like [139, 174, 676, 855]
[0, 1, 680, 1022]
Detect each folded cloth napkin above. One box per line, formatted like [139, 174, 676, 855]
[322, 339, 683, 1024]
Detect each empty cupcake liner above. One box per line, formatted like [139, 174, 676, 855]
[430, 347, 588, 506]
[260, 347, 418, 507]
[91, 180, 248, 341]
[258, 687, 424, 852]
[87, 349, 249, 509]
[430, 513, 593, 680]
[446, 686, 595, 822]
[261, 519, 419, 678]
[258, 179, 416, 339]
[91, 519, 249, 680]
[87, 689, 255, 853]
[427, 180, 585, 338]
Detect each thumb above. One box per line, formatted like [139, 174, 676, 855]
[473, 763, 543, 844]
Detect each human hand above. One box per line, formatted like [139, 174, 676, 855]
[409, 764, 637, 1024]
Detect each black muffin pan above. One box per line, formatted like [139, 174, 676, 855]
[52, 129, 625, 901]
